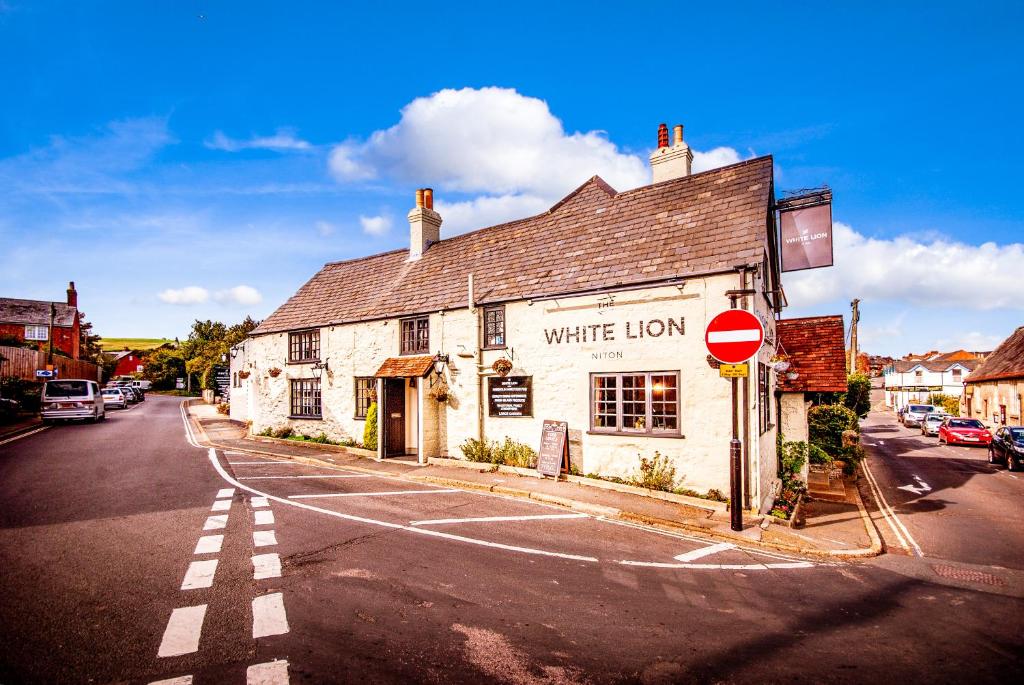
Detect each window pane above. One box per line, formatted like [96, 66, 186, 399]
[593, 375, 618, 429]
[651, 374, 678, 430]
[621, 374, 647, 430]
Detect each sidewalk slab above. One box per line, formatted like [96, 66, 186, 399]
[186, 401, 881, 559]
[0, 416, 43, 441]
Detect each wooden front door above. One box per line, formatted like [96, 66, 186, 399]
[384, 378, 406, 456]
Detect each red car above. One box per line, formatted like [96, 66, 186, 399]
[938, 417, 993, 446]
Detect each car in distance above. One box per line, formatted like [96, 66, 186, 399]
[41, 379, 106, 423]
[903, 404, 938, 428]
[101, 387, 128, 410]
[938, 417, 993, 446]
[921, 412, 949, 437]
[989, 426, 1024, 471]
[121, 386, 140, 403]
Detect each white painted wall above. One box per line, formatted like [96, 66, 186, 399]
[883, 363, 972, 411]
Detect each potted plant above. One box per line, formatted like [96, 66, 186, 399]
[268, 367, 282, 378]
[238, 370, 251, 380]
[492, 358, 513, 377]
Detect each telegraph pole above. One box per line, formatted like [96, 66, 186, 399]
[849, 298, 860, 373]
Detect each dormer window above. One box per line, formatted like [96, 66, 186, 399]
[914, 370, 923, 381]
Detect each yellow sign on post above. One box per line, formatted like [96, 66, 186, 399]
[719, 363, 749, 378]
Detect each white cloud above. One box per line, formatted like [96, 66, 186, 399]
[215, 285, 263, 306]
[933, 331, 1005, 352]
[205, 128, 312, 152]
[693, 147, 744, 173]
[359, 214, 392, 236]
[435, 194, 550, 235]
[785, 222, 1024, 310]
[315, 220, 336, 237]
[158, 286, 209, 305]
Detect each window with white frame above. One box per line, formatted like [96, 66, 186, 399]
[24, 325, 48, 341]
[590, 371, 680, 435]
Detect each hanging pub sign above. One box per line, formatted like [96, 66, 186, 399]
[778, 190, 834, 273]
[537, 420, 569, 478]
[488, 376, 532, 417]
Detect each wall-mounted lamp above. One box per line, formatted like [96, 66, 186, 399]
[432, 353, 450, 376]
[230, 346, 238, 359]
[311, 359, 329, 381]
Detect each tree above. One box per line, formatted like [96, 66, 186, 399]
[363, 402, 378, 450]
[143, 347, 187, 390]
[179, 317, 261, 390]
[843, 373, 872, 417]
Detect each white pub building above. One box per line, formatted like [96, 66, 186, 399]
[232, 124, 793, 513]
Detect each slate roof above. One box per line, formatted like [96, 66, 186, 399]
[776, 315, 847, 392]
[965, 326, 1024, 383]
[254, 156, 774, 336]
[375, 356, 435, 378]
[0, 297, 78, 327]
[889, 359, 979, 373]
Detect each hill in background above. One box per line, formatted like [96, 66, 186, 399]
[98, 338, 175, 352]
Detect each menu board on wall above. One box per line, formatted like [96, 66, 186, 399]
[537, 420, 568, 478]
[488, 376, 533, 417]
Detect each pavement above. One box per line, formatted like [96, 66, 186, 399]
[188, 402, 879, 560]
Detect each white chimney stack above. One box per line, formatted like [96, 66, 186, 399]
[649, 122, 693, 183]
[408, 187, 442, 260]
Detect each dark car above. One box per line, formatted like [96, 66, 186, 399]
[989, 426, 1024, 471]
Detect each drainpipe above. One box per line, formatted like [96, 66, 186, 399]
[738, 266, 752, 510]
[468, 274, 485, 444]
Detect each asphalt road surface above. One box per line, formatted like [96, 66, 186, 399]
[1, 395, 1022, 684]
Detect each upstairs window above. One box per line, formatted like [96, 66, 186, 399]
[289, 329, 320, 362]
[483, 305, 506, 349]
[951, 368, 962, 381]
[400, 316, 430, 355]
[25, 325, 48, 341]
[914, 370, 923, 382]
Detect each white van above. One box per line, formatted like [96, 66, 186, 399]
[41, 379, 106, 423]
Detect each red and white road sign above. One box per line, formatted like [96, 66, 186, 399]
[705, 310, 765, 364]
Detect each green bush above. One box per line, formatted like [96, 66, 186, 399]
[844, 373, 872, 417]
[808, 443, 832, 465]
[779, 441, 809, 479]
[631, 451, 677, 492]
[808, 404, 859, 458]
[493, 437, 537, 468]
[272, 426, 293, 439]
[363, 402, 378, 451]
[460, 437, 496, 463]
[928, 393, 961, 416]
[0, 376, 40, 412]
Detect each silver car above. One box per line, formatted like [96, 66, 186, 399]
[101, 387, 128, 410]
[903, 404, 938, 428]
[921, 412, 949, 436]
[41, 379, 106, 423]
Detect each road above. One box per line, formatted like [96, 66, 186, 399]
[1, 395, 1022, 684]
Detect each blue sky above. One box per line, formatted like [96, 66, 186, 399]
[1, 1, 1021, 356]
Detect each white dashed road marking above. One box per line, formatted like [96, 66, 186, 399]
[410, 513, 589, 526]
[252, 593, 289, 637]
[673, 541, 736, 562]
[254, 530, 278, 547]
[158, 605, 207, 657]
[180, 560, 219, 590]
[193, 534, 223, 555]
[252, 553, 282, 580]
[251, 496, 270, 508]
[203, 514, 228, 530]
[247, 659, 290, 685]
[216, 488, 235, 498]
[211, 499, 232, 512]
[255, 510, 275, 526]
[289, 489, 459, 499]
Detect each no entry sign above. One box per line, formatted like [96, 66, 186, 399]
[705, 310, 765, 364]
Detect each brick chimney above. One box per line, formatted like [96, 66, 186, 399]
[408, 187, 442, 261]
[66, 281, 78, 308]
[649, 123, 693, 183]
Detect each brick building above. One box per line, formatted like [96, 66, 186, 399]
[0, 282, 81, 359]
[775, 315, 848, 442]
[964, 326, 1024, 426]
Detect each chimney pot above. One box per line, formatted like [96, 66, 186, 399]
[424, 188, 434, 210]
[66, 281, 78, 308]
[415, 188, 425, 208]
[673, 125, 684, 145]
[657, 123, 669, 149]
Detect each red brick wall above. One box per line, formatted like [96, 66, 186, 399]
[114, 353, 145, 376]
[0, 322, 79, 359]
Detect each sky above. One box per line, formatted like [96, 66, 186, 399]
[1, 1, 1022, 357]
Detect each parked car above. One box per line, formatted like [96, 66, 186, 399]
[938, 417, 993, 446]
[40, 379, 105, 423]
[989, 426, 1024, 471]
[101, 387, 128, 410]
[903, 404, 939, 428]
[921, 412, 949, 436]
[121, 386, 140, 403]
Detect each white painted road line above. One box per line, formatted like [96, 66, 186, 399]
[253, 553, 282, 579]
[620, 560, 814, 570]
[216, 488, 235, 498]
[255, 510, 275, 525]
[148, 676, 193, 685]
[0, 426, 49, 446]
[252, 593, 289, 637]
[251, 496, 270, 507]
[410, 513, 589, 526]
[193, 534, 223, 555]
[239, 475, 376, 480]
[254, 530, 278, 547]
[157, 605, 207, 657]
[862, 457, 924, 557]
[673, 542, 736, 562]
[180, 560, 219, 590]
[229, 461, 306, 466]
[247, 659, 290, 685]
[289, 489, 459, 499]
[203, 514, 228, 530]
[211, 498, 232, 512]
